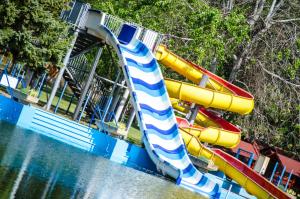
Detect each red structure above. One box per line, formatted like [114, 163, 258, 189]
[228, 140, 300, 195]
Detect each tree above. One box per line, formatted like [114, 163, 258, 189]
[225, 0, 300, 156]
[0, 0, 71, 69]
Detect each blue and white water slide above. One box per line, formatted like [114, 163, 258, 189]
[85, 16, 220, 198]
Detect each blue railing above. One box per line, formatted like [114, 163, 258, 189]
[89, 103, 119, 131]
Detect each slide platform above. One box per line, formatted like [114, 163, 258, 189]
[156, 45, 290, 199]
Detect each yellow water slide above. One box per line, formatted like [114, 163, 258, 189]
[156, 45, 254, 115]
[156, 45, 255, 148]
[171, 98, 241, 148]
[155, 45, 290, 199]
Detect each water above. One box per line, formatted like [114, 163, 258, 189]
[0, 121, 204, 199]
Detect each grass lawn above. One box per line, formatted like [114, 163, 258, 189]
[38, 90, 77, 114]
[107, 121, 142, 146]
[126, 125, 142, 145]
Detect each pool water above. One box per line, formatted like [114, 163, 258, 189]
[0, 121, 204, 199]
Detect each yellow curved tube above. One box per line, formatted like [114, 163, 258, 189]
[171, 98, 240, 148]
[166, 79, 254, 115]
[156, 45, 228, 92]
[181, 127, 240, 149]
[156, 45, 254, 115]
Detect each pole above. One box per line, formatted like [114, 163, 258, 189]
[102, 70, 122, 122]
[78, 90, 92, 122]
[235, 148, 241, 159]
[107, 79, 124, 118]
[270, 162, 278, 182]
[125, 107, 136, 133]
[114, 88, 130, 122]
[277, 166, 286, 186]
[66, 94, 75, 115]
[187, 58, 217, 125]
[16, 64, 23, 78]
[102, 96, 113, 122]
[54, 81, 68, 114]
[46, 29, 79, 111]
[247, 153, 255, 167]
[284, 170, 293, 191]
[225, 184, 232, 199]
[37, 73, 47, 97]
[73, 47, 103, 120]
[11, 63, 18, 77]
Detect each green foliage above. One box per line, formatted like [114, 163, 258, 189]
[86, 0, 249, 74]
[0, 0, 71, 69]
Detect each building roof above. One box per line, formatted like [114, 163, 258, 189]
[277, 154, 300, 177]
[231, 140, 260, 160]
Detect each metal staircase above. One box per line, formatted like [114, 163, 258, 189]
[62, 54, 101, 119]
[70, 32, 102, 58]
[62, 44, 112, 120]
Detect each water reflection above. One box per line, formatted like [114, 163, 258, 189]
[0, 122, 204, 199]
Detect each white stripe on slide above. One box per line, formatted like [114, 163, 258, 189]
[122, 39, 150, 52]
[124, 40, 155, 58]
[127, 65, 162, 85]
[135, 90, 170, 111]
[194, 179, 216, 193]
[122, 40, 140, 50]
[143, 114, 176, 131]
[122, 50, 153, 64]
[181, 171, 203, 185]
[147, 134, 182, 151]
[158, 153, 191, 170]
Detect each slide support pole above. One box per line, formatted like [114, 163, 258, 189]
[46, 29, 79, 111]
[277, 166, 286, 186]
[187, 58, 217, 125]
[284, 170, 293, 191]
[270, 162, 278, 182]
[73, 47, 103, 120]
[54, 81, 68, 114]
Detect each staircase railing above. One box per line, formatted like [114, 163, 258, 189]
[60, 1, 91, 29]
[66, 53, 118, 122]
